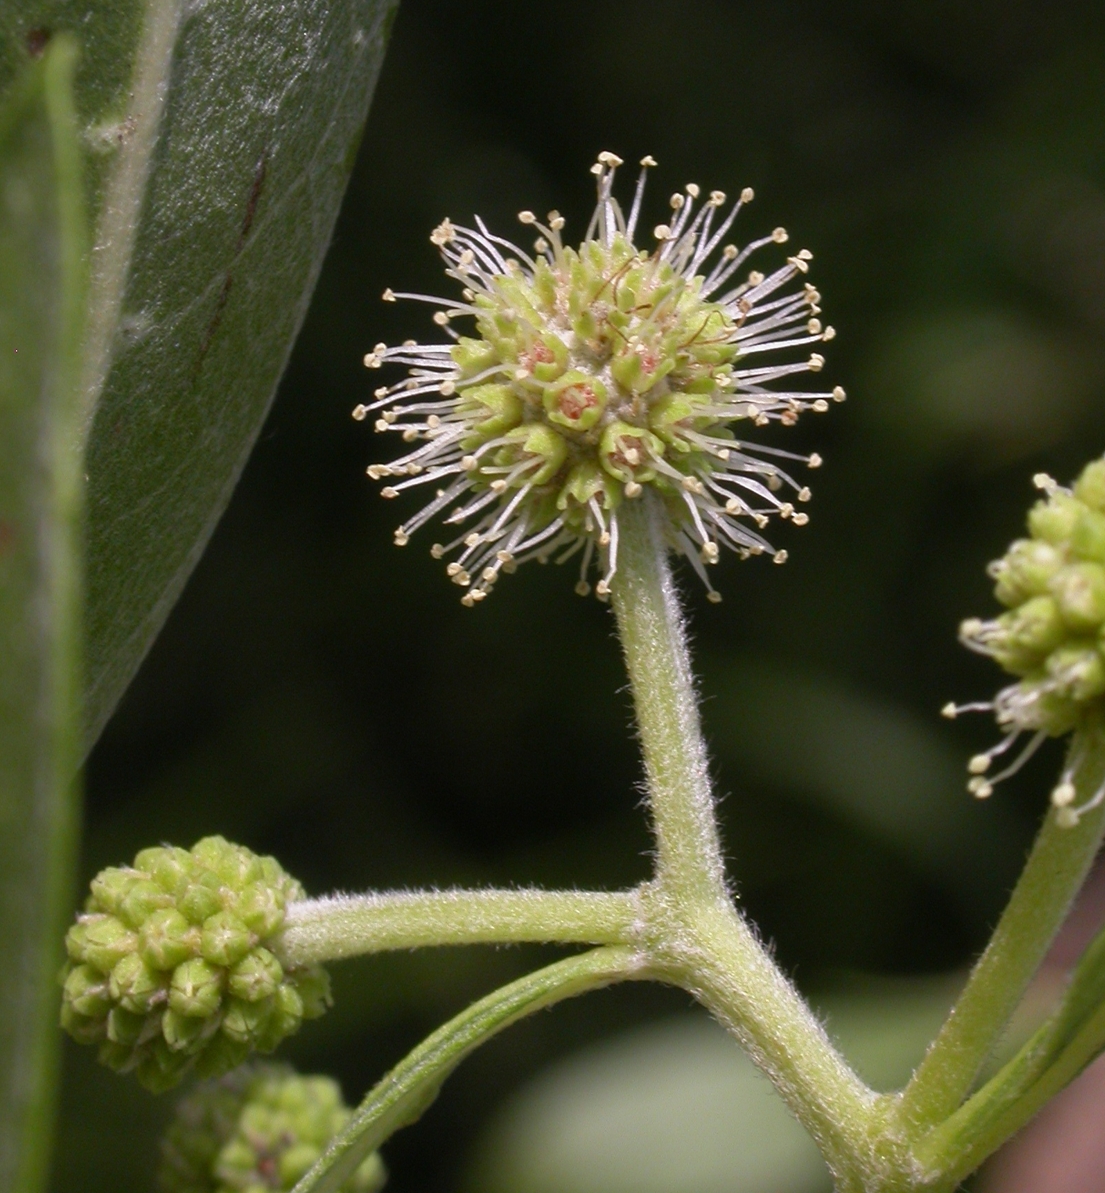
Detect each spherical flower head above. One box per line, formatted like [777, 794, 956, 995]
[158, 1064, 385, 1193]
[355, 152, 842, 604]
[946, 460, 1105, 824]
[60, 836, 331, 1092]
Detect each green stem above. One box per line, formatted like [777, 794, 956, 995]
[277, 888, 642, 966]
[658, 897, 880, 1183]
[898, 720, 1105, 1135]
[611, 497, 879, 1188]
[293, 946, 647, 1193]
[611, 495, 726, 900]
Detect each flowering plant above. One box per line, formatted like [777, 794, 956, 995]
[48, 153, 1105, 1193]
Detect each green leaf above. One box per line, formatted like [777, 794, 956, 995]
[1, 1, 399, 748]
[0, 38, 86, 1193]
[293, 948, 638, 1193]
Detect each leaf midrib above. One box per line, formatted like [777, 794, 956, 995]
[77, 0, 184, 440]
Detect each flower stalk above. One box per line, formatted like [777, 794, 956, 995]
[276, 889, 642, 966]
[898, 717, 1105, 1135]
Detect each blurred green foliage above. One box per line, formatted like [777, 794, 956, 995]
[60, 1, 1105, 1190]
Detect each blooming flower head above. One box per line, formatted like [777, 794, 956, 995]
[945, 459, 1105, 825]
[356, 152, 842, 604]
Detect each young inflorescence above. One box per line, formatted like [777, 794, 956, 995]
[159, 1064, 385, 1193]
[945, 459, 1105, 825]
[355, 152, 842, 604]
[60, 837, 331, 1091]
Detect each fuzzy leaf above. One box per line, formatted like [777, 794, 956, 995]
[0, 39, 85, 1193]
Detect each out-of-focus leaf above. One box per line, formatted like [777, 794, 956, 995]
[705, 660, 1021, 915]
[294, 948, 636, 1193]
[466, 978, 959, 1193]
[1, 1, 398, 749]
[0, 39, 85, 1193]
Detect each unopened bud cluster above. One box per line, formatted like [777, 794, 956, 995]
[60, 837, 330, 1091]
[356, 153, 840, 604]
[159, 1064, 385, 1193]
[949, 459, 1105, 823]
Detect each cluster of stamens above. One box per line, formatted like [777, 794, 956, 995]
[355, 152, 842, 603]
[944, 460, 1105, 825]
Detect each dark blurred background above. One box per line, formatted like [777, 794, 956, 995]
[56, 1, 1105, 1189]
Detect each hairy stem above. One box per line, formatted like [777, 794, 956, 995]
[660, 896, 880, 1183]
[611, 497, 880, 1187]
[898, 719, 1105, 1134]
[276, 888, 642, 966]
[611, 495, 726, 900]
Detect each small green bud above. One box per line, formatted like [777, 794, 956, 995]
[220, 996, 275, 1046]
[63, 965, 111, 1018]
[159, 1065, 386, 1193]
[119, 879, 175, 930]
[141, 908, 197, 971]
[179, 875, 224, 926]
[556, 460, 617, 514]
[162, 1008, 210, 1053]
[451, 335, 499, 377]
[61, 837, 327, 1090]
[106, 1005, 148, 1046]
[170, 959, 225, 1019]
[228, 948, 283, 1003]
[201, 913, 253, 968]
[458, 382, 522, 443]
[89, 866, 141, 915]
[110, 952, 168, 1014]
[235, 883, 285, 938]
[80, 916, 137, 972]
[504, 423, 569, 486]
[137, 846, 194, 895]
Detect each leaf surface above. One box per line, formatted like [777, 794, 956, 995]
[1, 1, 398, 747]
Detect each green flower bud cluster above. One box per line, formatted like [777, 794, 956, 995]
[159, 1064, 385, 1193]
[60, 837, 330, 1091]
[950, 459, 1105, 822]
[357, 153, 840, 604]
